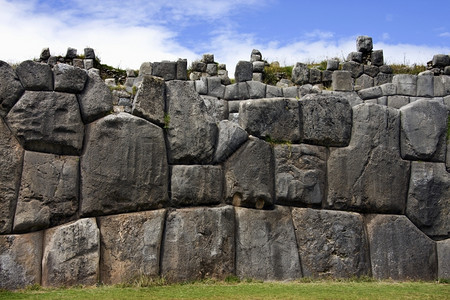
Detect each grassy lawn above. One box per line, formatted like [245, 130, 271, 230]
[1, 279, 449, 300]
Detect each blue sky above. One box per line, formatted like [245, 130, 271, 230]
[1, 0, 449, 75]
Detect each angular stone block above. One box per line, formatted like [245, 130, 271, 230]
[292, 63, 310, 85]
[327, 103, 410, 213]
[300, 93, 352, 147]
[393, 74, 417, 96]
[0, 232, 43, 290]
[42, 218, 100, 287]
[236, 206, 301, 280]
[207, 77, 225, 98]
[131, 75, 165, 126]
[0, 60, 24, 116]
[406, 162, 449, 238]
[171, 165, 223, 206]
[417, 74, 434, 97]
[213, 120, 248, 163]
[235, 61, 253, 82]
[400, 99, 447, 161]
[99, 210, 166, 284]
[81, 113, 169, 216]
[380, 83, 397, 96]
[161, 206, 235, 282]
[152, 61, 176, 81]
[84, 47, 95, 59]
[239, 98, 300, 143]
[358, 86, 381, 100]
[374, 73, 393, 86]
[388, 95, 410, 108]
[195, 77, 208, 95]
[364, 65, 379, 77]
[201, 95, 228, 122]
[309, 68, 322, 84]
[432, 54, 450, 68]
[224, 82, 250, 100]
[437, 239, 450, 279]
[326, 59, 339, 71]
[292, 208, 370, 278]
[246, 81, 266, 98]
[13, 151, 78, 233]
[177, 59, 187, 80]
[371, 50, 384, 66]
[15, 60, 53, 91]
[434, 75, 450, 97]
[356, 36, 373, 53]
[342, 61, 364, 78]
[53, 63, 87, 93]
[283, 86, 299, 98]
[6, 91, 84, 155]
[354, 74, 374, 91]
[274, 144, 326, 205]
[332, 71, 353, 91]
[347, 52, 362, 63]
[266, 85, 283, 98]
[366, 214, 437, 280]
[252, 61, 265, 73]
[225, 137, 274, 209]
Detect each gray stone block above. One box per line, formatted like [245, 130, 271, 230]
[206, 63, 218, 76]
[236, 206, 301, 280]
[72, 58, 84, 68]
[283, 86, 298, 98]
[83, 59, 94, 70]
[379, 65, 393, 74]
[434, 75, 450, 97]
[252, 61, 265, 73]
[195, 77, 208, 95]
[326, 59, 339, 71]
[388, 95, 410, 109]
[177, 59, 187, 80]
[206, 77, 224, 98]
[292, 63, 310, 85]
[266, 85, 283, 98]
[65, 47, 77, 59]
[191, 61, 206, 73]
[417, 74, 434, 97]
[224, 82, 249, 100]
[309, 68, 322, 84]
[437, 239, 450, 279]
[377, 96, 387, 106]
[358, 86, 382, 100]
[0, 61, 24, 116]
[432, 54, 450, 68]
[138, 62, 152, 76]
[235, 61, 253, 82]
[202, 53, 214, 64]
[356, 36, 373, 53]
[342, 61, 364, 78]
[53, 63, 87, 93]
[347, 52, 363, 63]
[213, 120, 248, 163]
[380, 83, 397, 96]
[152, 61, 177, 80]
[445, 66, 450, 75]
[228, 100, 241, 113]
[322, 70, 333, 82]
[132, 75, 165, 126]
[84, 48, 95, 59]
[354, 74, 374, 91]
[332, 71, 353, 91]
[250, 49, 262, 62]
[252, 73, 263, 82]
[246, 81, 266, 98]
[393, 74, 417, 96]
[363, 65, 379, 77]
[40, 47, 50, 61]
[16, 60, 53, 91]
[201, 95, 228, 122]
[374, 73, 393, 86]
[371, 50, 384, 66]
[366, 214, 437, 280]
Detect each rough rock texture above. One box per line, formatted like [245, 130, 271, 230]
[366, 215, 437, 280]
[225, 137, 274, 209]
[235, 61, 253, 82]
[171, 165, 223, 206]
[437, 239, 450, 279]
[327, 103, 410, 213]
[213, 120, 248, 163]
[0, 60, 24, 116]
[406, 162, 449, 238]
[417, 74, 434, 97]
[98, 210, 166, 284]
[13, 151, 78, 233]
[224, 82, 250, 100]
[342, 61, 364, 78]
[161, 206, 235, 281]
[266, 85, 283, 98]
[207, 77, 225, 98]
[15, 60, 53, 91]
[53, 63, 87, 93]
[80, 113, 169, 216]
[354, 74, 374, 91]
[358, 86, 382, 100]
[400, 99, 447, 162]
[42, 218, 100, 287]
[152, 61, 176, 80]
[292, 208, 370, 278]
[247, 81, 266, 99]
[292, 63, 310, 85]
[300, 93, 352, 147]
[274, 144, 327, 206]
[0, 118, 24, 234]
[236, 206, 301, 280]
[388, 95, 409, 109]
[239, 98, 300, 143]
[332, 71, 353, 91]
[0, 232, 43, 290]
[165, 80, 217, 164]
[6, 91, 84, 155]
[371, 50, 384, 66]
[356, 36, 373, 53]
[132, 75, 165, 126]
[201, 95, 228, 122]
[393, 74, 417, 96]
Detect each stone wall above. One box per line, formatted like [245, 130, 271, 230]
[0, 40, 449, 289]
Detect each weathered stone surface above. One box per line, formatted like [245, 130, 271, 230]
[292, 63, 310, 85]
[292, 208, 370, 278]
[84, 47, 95, 59]
[15, 60, 53, 91]
[327, 103, 410, 213]
[374, 73, 393, 86]
[388, 95, 409, 108]
[354, 74, 374, 91]
[266, 85, 283, 98]
[356, 36, 373, 53]
[377, 96, 387, 106]
[235, 61, 253, 82]
[81, 113, 169, 216]
[131, 75, 165, 126]
[0, 232, 43, 290]
[42, 218, 100, 287]
[417, 73, 434, 97]
[323, 90, 363, 107]
[274, 144, 326, 205]
[171, 165, 223, 206]
[195, 77, 208, 95]
[246, 81, 266, 98]
[0, 119, 23, 234]
[166, 80, 218, 164]
[99, 210, 166, 284]
[437, 239, 450, 279]
[342, 61, 363, 78]
[206, 63, 218, 76]
[225, 137, 274, 209]
[207, 77, 225, 98]
[13, 151, 78, 233]
[201, 95, 228, 122]
[224, 82, 250, 100]
[332, 71, 353, 91]
[347, 52, 363, 63]
[0, 60, 24, 116]
[152, 61, 176, 80]
[309, 68, 322, 84]
[236, 206, 301, 280]
[161, 206, 235, 281]
[366, 214, 437, 280]
[213, 120, 248, 163]
[77, 69, 113, 123]
[434, 75, 450, 97]
[400, 99, 447, 161]
[6, 91, 84, 155]
[239, 98, 300, 142]
[406, 162, 449, 238]
[252, 72, 263, 82]
[364, 65, 379, 77]
[371, 50, 384, 66]
[326, 59, 339, 71]
[65, 47, 77, 59]
[53, 63, 87, 93]
[177, 59, 187, 80]
[380, 83, 397, 96]
[358, 86, 381, 100]
[283, 86, 298, 98]
[393, 74, 417, 96]
[252, 61, 265, 73]
[432, 54, 450, 68]
[300, 93, 352, 147]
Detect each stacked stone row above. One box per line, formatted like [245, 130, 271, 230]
[38, 47, 97, 71]
[188, 54, 230, 85]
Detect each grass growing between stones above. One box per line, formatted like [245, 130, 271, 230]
[1, 279, 448, 300]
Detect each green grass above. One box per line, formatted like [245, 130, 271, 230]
[1, 279, 448, 300]
[389, 64, 427, 75]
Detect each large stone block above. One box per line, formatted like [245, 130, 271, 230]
[347, 52, 362, 63]
[15, 60, 53, 91]
[434, 75, 450, 97]
[165, 80, 218, 164]
[309, 68, 322, 84]
[371, 50, 384, 66]
[176, 59, 187, 80]
[266, 85, 283, 98]
[81, 113, 169, 216]
[292, 63, 310, 85]
[131, 75, 165, 126]
[77, 69, 113, 123]
[213, 120, 248, 163]
[246, 81, 266, 98]
[234, 61, 253, 82]
[207, 77, 225, 98]
[327, 103, 410, 213]
[354, 74, 374, 91]
[161, 206, 235, 281]
[388, 95, 409, 109]
[366, 214, 437, 280]
[0, 232, 43, 290]
[239, 98, 300, 143]
[400, 99, 447, 161]
[13, 151, 78, 233]
[326, 59, 339, 71]
[299, 93, 352, 147]
[201, 95, 229, 122]
[98, 210, 166, 284]
[42, 218, 100, 287]
[6, 91, 84, 155]
[374, 73, 393, 86]
[342, 61, 363, 78]
[417, 73, 434, 97]
[53, 63, 87, 93]
[236, 206, 301, 280]
[432, 54, 450, 68]
[274, 144, 326, 206]
[171, 165, 223, 206]
[0, 60, 24, 116]
[356, 36, 373, 53]
[406, 162, 449, 238]
[363, 65, 379, 77]
[224, 82, 250, 100]
[152, 61, 176, 80]
[292, 208, 370, 278]
[332, 71, 353, 91]
[437, 239, 450, 279]
[225, 137, 274, 209]
[393, 74, 417, 96]
[358, 86, 381, 100]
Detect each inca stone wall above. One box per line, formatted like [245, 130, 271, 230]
[0, 37, 449, 289]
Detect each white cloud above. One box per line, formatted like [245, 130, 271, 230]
[439, 32, 450, 37]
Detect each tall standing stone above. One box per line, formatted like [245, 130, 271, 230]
[15, 60, 53, 91]
[0, 60, 24, 116]
[132, 75, 165, 126]
[234, 61, 253, 82]
[437, 239, 450, 279]
[292, 63, 310, 85]
[213, 120, 248, 163]
[53, 63, 87, 93]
